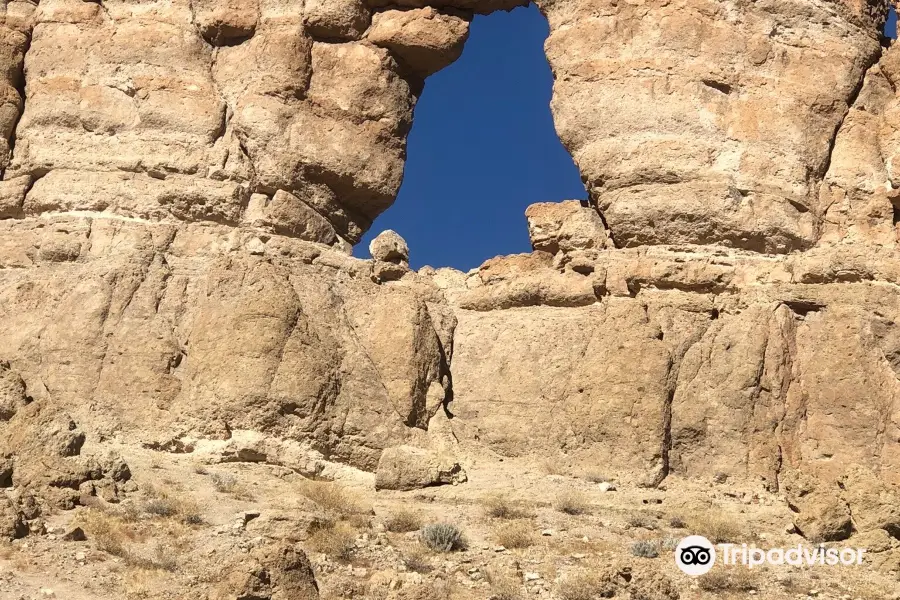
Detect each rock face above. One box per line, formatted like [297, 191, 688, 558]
[0, 219, 454, 472]
[543, 0, 887, 253]
[2, 0, 474, 245]
[0, 0, 899, 548]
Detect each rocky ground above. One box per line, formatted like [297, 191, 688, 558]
[2, 1, 900, 598]
[1, 443, 898, 600]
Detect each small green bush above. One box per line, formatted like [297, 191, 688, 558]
[419, 523, 466, 552]
[631, 540, 659, 558]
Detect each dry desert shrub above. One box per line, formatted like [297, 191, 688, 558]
[484, 568, 523, 600]
[627, 514, 658, 530]
[483, 494, 531, 520]
[209, 472, 237, 493]
[540, 460, 567, 476]
[660, 536, 679, 551]
[385, 509, 422, 533]
[207, 472, 255, 500]
[134, 485, 202, 524]
[123, 567, 164, 599]
[299, 480, 361, 517]
[402, 548, 433, 574]
[580, 469, 610, 484]
[143, 497, 177, 518]
[690, 511, 745, 543]
[556, 571, 615, 600]
[307, 521, 357, 561]
[668, 515, 687, 529]
[406, 578, 456, 600]
[420, 523, 466, 552]
[493, 520, 535, 549]
[554, 490, 590, 515]
[79, 510, 134, 556]
[698, 568, 759, 592]
[77, 510, 183, 572]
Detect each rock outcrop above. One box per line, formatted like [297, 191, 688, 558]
[0, 0, 899, 552]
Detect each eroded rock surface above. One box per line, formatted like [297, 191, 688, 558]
[0, 0, 899, 558]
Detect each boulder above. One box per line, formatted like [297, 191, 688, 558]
[214, 542, 319, 600]
[303, 0, 370, 40]
[366, 8, 469, 78]
[369, 229, 410, 264]
[525, 201, 610, 254]
[782, 471, 852, 543]
[375, 445, 466, 490]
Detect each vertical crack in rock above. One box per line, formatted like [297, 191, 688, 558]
[755, 304, 799, 492]
[588, 194, 618, 249]
[820, 47, 883, 180]
[3, 26, 31, 180]
[655, 318, 713, 487]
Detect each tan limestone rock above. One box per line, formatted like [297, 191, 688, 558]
[303, 0, 371, 40]
[374, 445, 466, 490]
[243, 190, 339, 245]
[366, 8, 469, 78]
[369, 229, 409, 264]
[192, 0, 259, 45]
[214, 542, 319, 600]
[525, 200, 610, 254]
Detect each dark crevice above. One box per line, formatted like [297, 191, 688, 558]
[5, 29, 32, 180]
[819, 46, 881, 179]
[204, 31, 256, 47]
[783, 300, 825, 317]
[701, 79, 732, 94]
[590, 195, 619, 248]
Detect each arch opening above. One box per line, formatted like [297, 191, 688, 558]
[357, 3, 586, 271]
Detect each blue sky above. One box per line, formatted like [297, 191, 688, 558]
[359, 4, 900, 271]
[358, 3, 586, 271]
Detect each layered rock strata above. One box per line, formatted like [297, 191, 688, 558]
[0, 0, 899, 548]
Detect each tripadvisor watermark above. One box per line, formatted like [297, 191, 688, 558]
[674, 535, 867, 577]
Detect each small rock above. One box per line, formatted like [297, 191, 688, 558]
[246, 238, 266, 255]
[598, 481, 616, 492]
[372, 260, 409, 283]
[493, 546, 507, 552]
[75, 551, 86, 561]
[369, 230, 409, 264]
[541, 529, 553, 536]
[62, 526, 87, 542]
[39, 590, 54, 598]
[524, 572, 541, 581]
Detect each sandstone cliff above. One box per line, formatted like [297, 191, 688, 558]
[0, 0, 900, 597]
